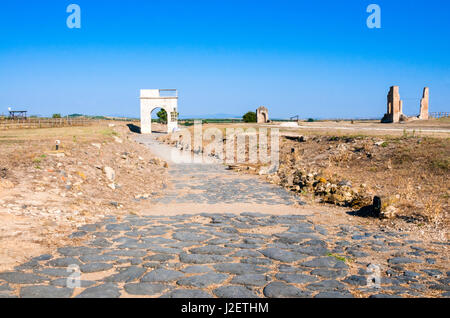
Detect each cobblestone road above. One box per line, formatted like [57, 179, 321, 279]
[0, 135, 448, 298]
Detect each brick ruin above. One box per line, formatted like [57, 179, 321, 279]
[419, 87, 429, 120]
[382, 86, 403, 123]
[381, 86, 429, 123]
[257, 106, 269, 124]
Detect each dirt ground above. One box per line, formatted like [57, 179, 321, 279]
[0, 119, 448, 273]
[236, 118, 450, 138]
[0, 121, 448, 298]
[159, 119, 449, 231]
[0, 123, 168, 271]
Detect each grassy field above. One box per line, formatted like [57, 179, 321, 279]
[0, 125, 117, 143]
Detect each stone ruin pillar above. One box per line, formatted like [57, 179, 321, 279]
[419, 87, 429, 120]
[381, 86, 402, 123]
[256, 106, 269, 124]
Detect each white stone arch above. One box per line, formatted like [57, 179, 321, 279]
[150, 105, 169, 131]
[140, 89, 178, 134]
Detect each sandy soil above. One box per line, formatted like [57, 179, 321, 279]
[0, 123, 168, 271]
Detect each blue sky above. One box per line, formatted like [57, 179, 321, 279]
[0, 0, 449, 119]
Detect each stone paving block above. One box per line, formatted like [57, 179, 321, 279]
[306, 280, 348, 291]
[259, 248, 307, 263]
[179, 253, 230, 264]
[0, 291, 17, 298]
[213, 285, 258, 298]
[189, 246, 233, 255]
[181, 265, 213, 274]
[214, 263, 269, 275]
[47, 257, 82, 267]
[20, 286, 73, 298]
[80, 254, 119, 263]
[231, 274, 270, 287]
[263, 282, 311, 298]
[240, 258, 273, 265]
[80, 263, 114, 273]
[144, 254, 175, 262]
[173, 232, 210, 242]
[141, 269, 185, 282]
[50, 278, 96, 288]
[124, 283, 170, 296]
[275, 273, 318, 284]
[77, 283, 121, 298]
[343, 275, 367, 286]
[310, 268, 348, 279]
[104, 266, 146, 283]
[161, 289, 213, 298]
[104, 250, 147, 257]
[314, 291, 354, 298]
[301, 257, 348, 269]
[58, 246, 102, 256]
[388, 257, 424, 265]
[177, 273, 228, 288]
[34, 268, 73, 278]
[0, 272, 48, 284]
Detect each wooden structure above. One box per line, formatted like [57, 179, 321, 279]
[0, 117, 95, 130]
[9, 110, 27, 119]
[430, 112, 449, 119]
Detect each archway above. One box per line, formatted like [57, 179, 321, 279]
[262, 112, 267, 123]
[150, 107, 168, 133]
[140, 89, 178, 134]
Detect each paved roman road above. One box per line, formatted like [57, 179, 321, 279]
[0, 134, 448, 298]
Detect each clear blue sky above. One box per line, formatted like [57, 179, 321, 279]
[0, 0, 449, 119]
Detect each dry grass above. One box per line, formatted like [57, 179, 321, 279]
[0, 122, 169, 271]
[285, 134, 449, 223]
[160, 122, 449, 225]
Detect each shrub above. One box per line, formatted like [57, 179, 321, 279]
[157, 109, 167, 124]
[243, 111, 257, 123]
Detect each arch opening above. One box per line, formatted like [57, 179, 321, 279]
[150, 107, 168, 134]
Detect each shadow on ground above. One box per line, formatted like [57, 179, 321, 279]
[127, 124, 141, 134]
[346, 205, 378, 218]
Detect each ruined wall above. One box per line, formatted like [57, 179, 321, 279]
[257, 106, 269, 124]
[381, 86, 430, 123]
[382, 86, 402, 123]
[419, 87, 429, 120]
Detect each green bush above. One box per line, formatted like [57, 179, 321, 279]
[52, 113, 62, 118]
[243, 111, 257, 123]
[157, 109, 167, 124]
